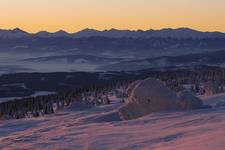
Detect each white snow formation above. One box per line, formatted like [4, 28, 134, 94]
[119, 78, 178, 120]
[176, 90, 203, 110]
[203, 81, 220, 96]
[119, 78, 203, 120]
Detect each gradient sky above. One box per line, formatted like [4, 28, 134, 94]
[0, 0, 225, 33]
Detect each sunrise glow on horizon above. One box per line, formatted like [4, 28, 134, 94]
[1, 0, 225, 33]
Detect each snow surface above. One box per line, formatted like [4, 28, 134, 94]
[0, 94, 225, 150]
[200, 93, 225, 106]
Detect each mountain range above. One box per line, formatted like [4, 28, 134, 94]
[1, 27, 225, 39]
[1, 27, 225, 73]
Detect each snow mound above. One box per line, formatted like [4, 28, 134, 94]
[203, 81, 220, 96]
[119, 78, 178, 120]
[177, 91, 203, 110]
[215, 101, 225, 107]
[126, 80, 141, 96]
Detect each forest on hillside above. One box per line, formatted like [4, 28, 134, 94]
[1, 67, 225, 120]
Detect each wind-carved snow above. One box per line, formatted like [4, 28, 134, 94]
[0, 93, 225, 150]
[200, 93, 225, 106]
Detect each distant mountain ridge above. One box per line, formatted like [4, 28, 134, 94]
[99, 50, 225, 71]
[74, 28, 225, 39]
[0, 28, 30, 39]
[0, 27, 225, 39]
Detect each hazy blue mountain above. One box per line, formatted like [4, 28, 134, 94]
[23, 54, 123, 64]
[0, 28, 30, 39]
[0, 27, 225, 73]
[35, 30, 71, 38]
[1, 36, 224, 58]
[73, 28, 225, 39]
[100, 50, 225, 71]
[0, 27, 225, 39]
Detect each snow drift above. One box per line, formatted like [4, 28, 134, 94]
[126, 80, 141, 97]
[176, 90, 203, 110]
[203, 81, 220, 96]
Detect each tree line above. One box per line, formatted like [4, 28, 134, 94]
[0, 81, 128, 120]
[1, 67, 225, 120]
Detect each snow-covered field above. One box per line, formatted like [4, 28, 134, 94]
[0, 94, 225, 150]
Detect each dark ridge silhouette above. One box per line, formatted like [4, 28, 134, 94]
[0, 27, 225, 39]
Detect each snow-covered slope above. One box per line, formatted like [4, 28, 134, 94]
[1, 93, 225, 149]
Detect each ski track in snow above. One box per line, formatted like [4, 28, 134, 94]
[0, 94, 225, 150]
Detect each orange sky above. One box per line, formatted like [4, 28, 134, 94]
[0, 0, 225, 33]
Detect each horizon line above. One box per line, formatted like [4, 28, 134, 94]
[1, 27, 225, 34]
